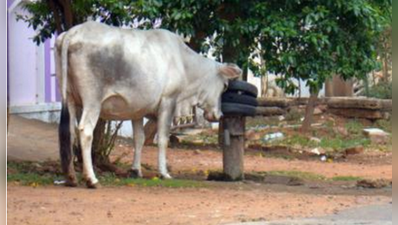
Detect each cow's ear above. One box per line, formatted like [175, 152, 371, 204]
[219, 63, 242, 80]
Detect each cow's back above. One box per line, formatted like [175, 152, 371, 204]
[60, 21, 188, 120]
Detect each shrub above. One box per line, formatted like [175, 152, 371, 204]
[366, 80, 392, 99]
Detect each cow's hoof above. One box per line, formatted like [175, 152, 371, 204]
[160, 173, 173, 180]
[86, 180, 101, 189]
[65, 176, 78, 187]
[65, 179, 78, 187]
[130, 169, 143, 179]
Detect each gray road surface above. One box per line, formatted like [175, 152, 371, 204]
[228, 203, 392, 225]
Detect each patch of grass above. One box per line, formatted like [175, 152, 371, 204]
[8, 161, 206, 188]
[246, 116, 281, 128]
[274, 133, 371, 152]
[263, 170, 327, 181]
[331, 176, 364, 182]
[376, 119, 392, 133]
[275, 135, 317, 148]
[284, 109, 303, 122]
[366, 80, 392, 99]
[8, 161, 37, 172]
[7, 173, 60, 186]
[325, 120, 336, 130]
[345, 120, 364, 137]
[198, 133, 218, 145]
[320, 137, 371, 151]
[261, 171, 365, 183]
[100, 173, 206, 188]
[179, 132, 218, 146]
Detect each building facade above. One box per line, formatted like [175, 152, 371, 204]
[8, 0, 61, 123]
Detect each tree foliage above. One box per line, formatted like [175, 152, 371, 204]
[20, 0, 391, 95]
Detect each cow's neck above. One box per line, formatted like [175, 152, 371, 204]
[179, 48, 220, 103]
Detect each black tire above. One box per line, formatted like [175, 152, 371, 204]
[222, 103, 257, 117]
[222, 92, 258, 107]
[227, 80, 258, 97]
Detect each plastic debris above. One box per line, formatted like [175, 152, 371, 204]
[264, 132, 284, 142]
[54, 180, 66, 185]
[310, 137, 322, 144]
[311, 148, 321, 156]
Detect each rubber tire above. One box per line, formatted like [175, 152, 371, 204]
[227, 80, 258, 97]
[222, 92, 258, 107]
[222, 103, 257, 117]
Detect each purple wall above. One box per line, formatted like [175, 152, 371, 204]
[7, 0, 15, 8]
[9, 4, 37, 106]
[8, 0, 60, 106]
[44, 39, 52, 103]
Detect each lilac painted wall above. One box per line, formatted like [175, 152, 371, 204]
[8, 0, 59, 107]
[9, 4, 38, 106]
[7, 0, 15, 8]
[44, 39, 52, 103]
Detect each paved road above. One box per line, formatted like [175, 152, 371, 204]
[229, 203, 392, 225]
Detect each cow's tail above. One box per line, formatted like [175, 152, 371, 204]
[58, 32, 72, 175]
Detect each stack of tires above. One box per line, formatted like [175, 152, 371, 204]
[221, 80, 258, 117]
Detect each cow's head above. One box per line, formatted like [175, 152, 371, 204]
[199, 63, 242, 122]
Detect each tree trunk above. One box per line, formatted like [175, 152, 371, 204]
[260, 75, 268, 97]
[325, 78, 334, 97]
[382, 51, 389, 82]
[242, 64, 248, 81]
[301, 91, 319, 133]
[92, 118, 107, 165]
[59, 0, 74, 29]
[47, 0, 63, 33]
[330, 75, 354, 97]
[144, 119, 158, 146]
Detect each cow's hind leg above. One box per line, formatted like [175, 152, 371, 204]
[78, 108, 101, 188]
[131, 119, 145, 178]
[65, 100, 78, 186]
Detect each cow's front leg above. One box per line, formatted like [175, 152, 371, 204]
[131, 119, 145, 178]
[157, 99, 176, 179]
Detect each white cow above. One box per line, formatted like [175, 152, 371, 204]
[55, 21, 241, 188]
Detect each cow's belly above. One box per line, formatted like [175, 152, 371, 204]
[100, 95, 159, 120]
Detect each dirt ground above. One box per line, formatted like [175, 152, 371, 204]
[114, 144, 392, 181]
[7, 116, 393, 225]
[7, 185, 391, 225]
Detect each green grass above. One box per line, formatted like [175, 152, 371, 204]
[319, 137, 371, 151]
[331, 176, 364, 182]
[99, 173, 206, 188]
[345, 120, 365, 137]
[274, 134, 371, 151]
[8, 161, 365, 187]
[246, 116, 281, 128]
[276, 135, 316, 148]
[7, 161, 206, 188]
[284, 109, 303, 122]
[376, 119, 392, 133]
[7, 161, 61, 186]
[261, 170, 365, 183]
[8, 171, 206, 188]
[262, 170, 327, 181]
[7, 173, 61, 186]
[179, 132, 218, 146]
